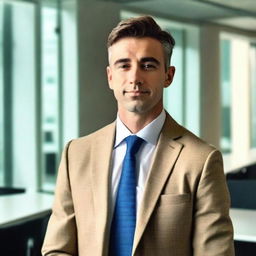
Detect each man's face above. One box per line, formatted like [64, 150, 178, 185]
[107, 37, 175, 117]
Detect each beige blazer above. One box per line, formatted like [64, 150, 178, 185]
[42, 114, 234, 256]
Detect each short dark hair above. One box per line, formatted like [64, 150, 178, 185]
[107, 15, 175, 68]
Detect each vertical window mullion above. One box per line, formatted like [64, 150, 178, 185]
[36, 0, 42, 191]
[57, 0, 63, 154]
[3, 3, 13, 186]
[250, 44, 256, 148]
[40, 0, 61, 192]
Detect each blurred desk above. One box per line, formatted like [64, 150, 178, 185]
[230, 208, 256, 242]
[0, 192, 54, 228]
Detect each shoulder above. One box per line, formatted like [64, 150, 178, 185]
[181, 127, 216, 152]
[66, 121, 116, 154]
[180, 127, 221, 163]
[163, 114, 224, 183]
[164, 113, 220, 162]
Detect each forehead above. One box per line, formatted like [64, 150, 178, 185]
[108, 37, 165, 63]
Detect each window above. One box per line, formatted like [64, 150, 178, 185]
[220, 39, 232, 153]
[3, 0, 37, 189]
[221, 33, 256, 169]
[0, 0, 62, 192]
[40, 2, 61, 192]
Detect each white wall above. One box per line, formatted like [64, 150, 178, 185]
[200, 24, 221, 148]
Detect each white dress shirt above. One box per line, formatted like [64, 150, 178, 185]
[110, 110, 166, 215]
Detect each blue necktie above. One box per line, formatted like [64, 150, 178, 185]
[109, 135, 144, 256]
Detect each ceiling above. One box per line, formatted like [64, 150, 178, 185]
[105, 0, 256, 32]
[200, 0, 256, 13]
[199, 0, 256, 31]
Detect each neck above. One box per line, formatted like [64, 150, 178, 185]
[118, 109, 163, 134]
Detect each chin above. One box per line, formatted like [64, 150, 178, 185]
[126, 105, 149, 114]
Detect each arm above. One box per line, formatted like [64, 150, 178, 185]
[42, 141, 78, 256]
[193, 150, 235, 255]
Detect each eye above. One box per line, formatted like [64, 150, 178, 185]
[142, 63, 156, 70]
[118, 63, 130, 70]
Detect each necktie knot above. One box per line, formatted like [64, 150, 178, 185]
[125, 135, 144, 156]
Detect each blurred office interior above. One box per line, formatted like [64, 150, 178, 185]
[0, 0, 256, 255]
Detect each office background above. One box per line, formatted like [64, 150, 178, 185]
[0, 0, 256, 255]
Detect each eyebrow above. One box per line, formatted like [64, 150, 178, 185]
[113, 57, 160, 66]
[114, 58, 130, 66]
[140, 57, 160, 66]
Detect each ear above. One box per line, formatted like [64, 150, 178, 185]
[164, 66, 175, 88]
[106, 66, 113, 89]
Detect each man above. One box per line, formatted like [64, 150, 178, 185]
[42, 16, 234, 255]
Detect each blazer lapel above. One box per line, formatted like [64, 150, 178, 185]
[90, 122, 116, 255]
[132, 115, 185, 255]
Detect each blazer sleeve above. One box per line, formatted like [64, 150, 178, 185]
[193, 149, 235, 255]
[42, 141, 78, 256]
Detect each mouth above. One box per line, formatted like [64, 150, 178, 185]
[123, 90, 150, 96]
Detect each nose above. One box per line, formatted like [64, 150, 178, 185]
[129, 66, 144, 87]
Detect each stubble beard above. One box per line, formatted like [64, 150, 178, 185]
[125, 101, 146, 114]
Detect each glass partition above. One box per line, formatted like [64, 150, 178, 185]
[0, 0, 61, 192]
[0, 1, 37, 188]
[10, 0, 37, 189]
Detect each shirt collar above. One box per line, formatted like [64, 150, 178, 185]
[114, 109, 166, 148]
